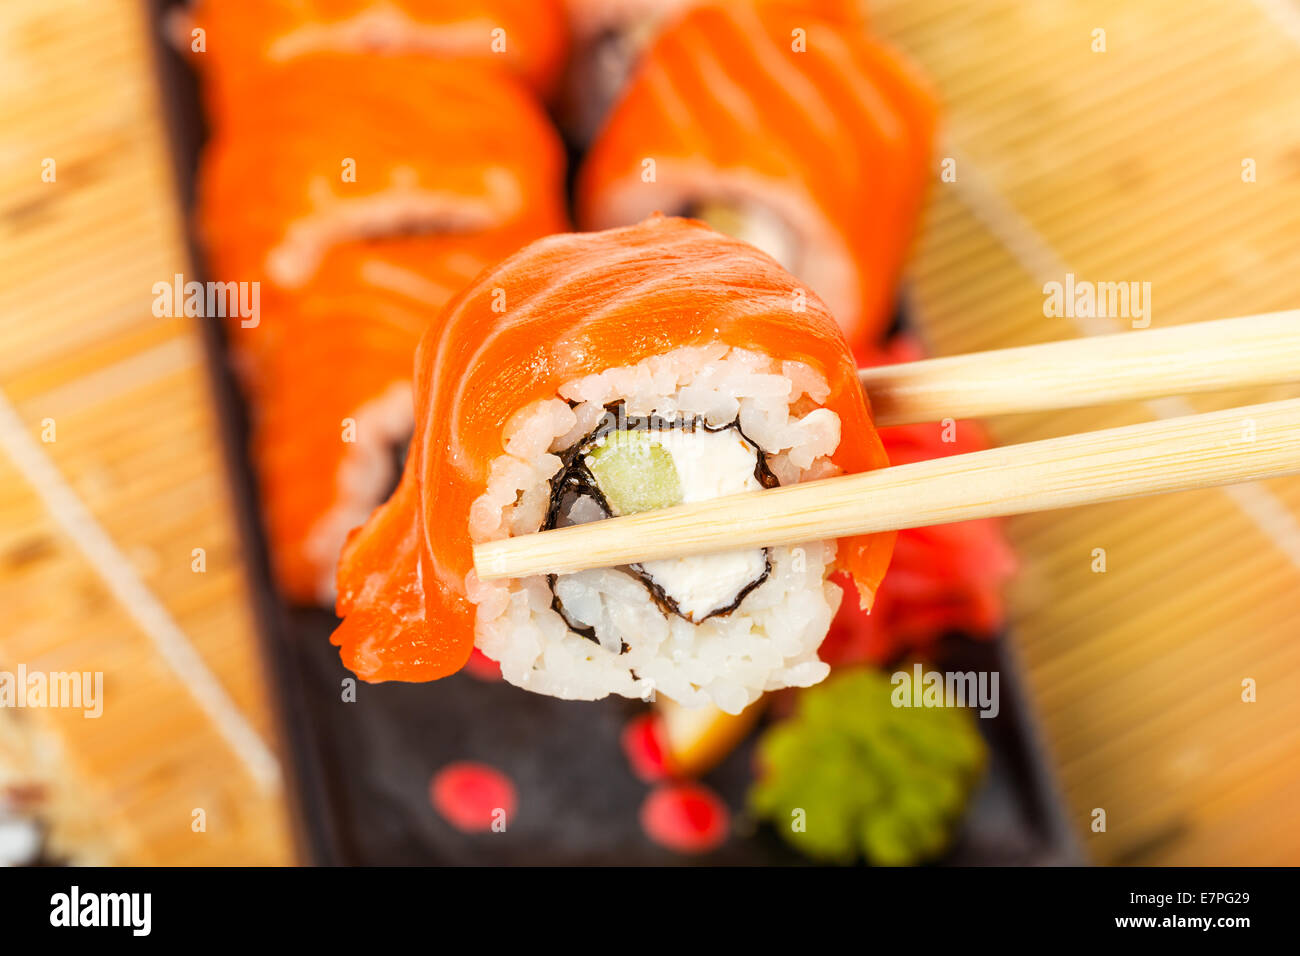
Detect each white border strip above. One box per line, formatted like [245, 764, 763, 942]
[0, 387, 281, 791]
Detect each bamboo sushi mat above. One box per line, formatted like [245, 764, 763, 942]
[0, 0, 292, 864]
[1, 0, 1298, 865]
[869, 0, 1300, 864]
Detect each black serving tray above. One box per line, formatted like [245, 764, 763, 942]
[148, 0, 1082, 865]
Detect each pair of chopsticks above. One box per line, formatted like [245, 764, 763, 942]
[474, 312, 1300, 580]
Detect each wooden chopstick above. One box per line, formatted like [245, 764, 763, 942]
[473, 397, 1300, 580]
[473, 314, 1300, 580]
[862, 311, 1300, 426]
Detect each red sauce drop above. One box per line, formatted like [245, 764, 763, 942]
[463, 648, 503, 681]
[621, 713, 670, 782]
[640, 783, 730, 855]
[430, 762, 517, 832]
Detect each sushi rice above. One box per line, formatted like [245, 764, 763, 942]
[465, 343, 846, 714]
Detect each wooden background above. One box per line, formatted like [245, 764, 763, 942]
[0, 0, 1297, 864]
[0, 0, 291, 864]
[871, 0, 1300, 864]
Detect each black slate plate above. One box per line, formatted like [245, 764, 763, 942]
[280, 608, 1080, 865]
[147, 0, 1082, 866]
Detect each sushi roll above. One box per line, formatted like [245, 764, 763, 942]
[197, 50, 568, 389]
[197, 53, 567, 315]
[183, 0, 570, 119]
[576, 2, 937, 352]
[250, 231, 527, 604]
[560, 0, 865, 146]
[560, 0, 691, 145]
[332, 216, 896, 714]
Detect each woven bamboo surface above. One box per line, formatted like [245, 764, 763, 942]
[870, 0, 1300, 864]
[0, 0, 293, 864]
[1, 0, 1297, 865]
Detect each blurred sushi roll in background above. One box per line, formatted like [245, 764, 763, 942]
[248, 232, 532, 604]
[332, 217, 896, 713]
[559, 0, 866, 147]
[560, 0, 690, 146]
[180, 0, 571, 120]
[196, 54, 567, 324]
[576, 0, 937, 355]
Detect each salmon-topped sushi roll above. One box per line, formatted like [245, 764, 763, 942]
[249, 230, 530, 604]
[576, 2, 936, 353]
[560, 0, 864, 146]
[196, 52, 567, 371]
[331, 216, 895, 714]
[183, 0, 569, 118]
[198, 54, 566, 298]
